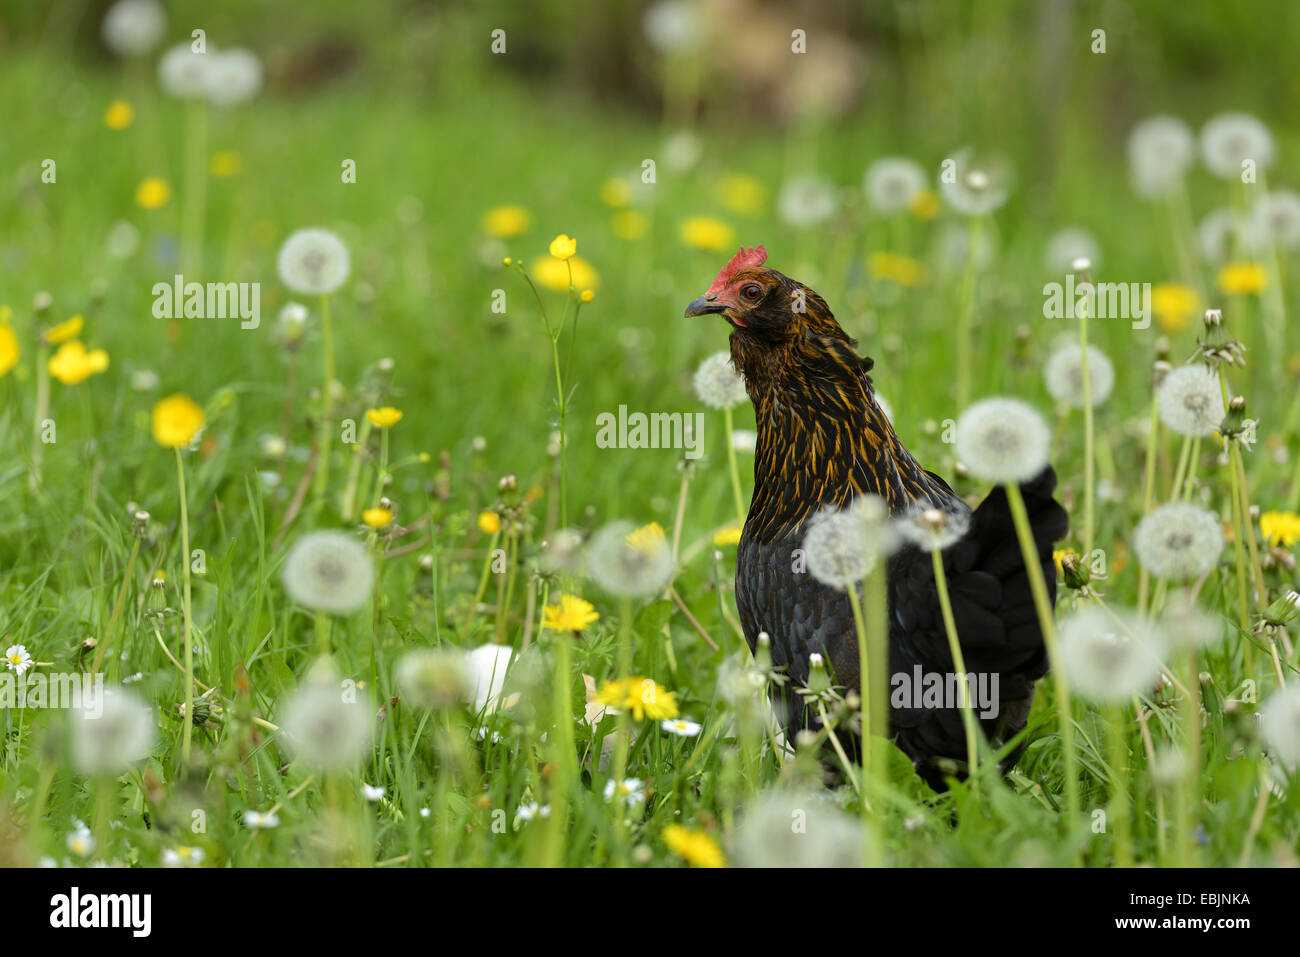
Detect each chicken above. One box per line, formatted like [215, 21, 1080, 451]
[685, 245, 1068, 787]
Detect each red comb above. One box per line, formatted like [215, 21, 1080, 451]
[706, 245, 768, 295]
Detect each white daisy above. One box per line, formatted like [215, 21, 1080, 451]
[693, 351, 748, 410]
[1044, 341, 1115, 408]
[1157, 364, 1225, 437]
[731, 428, 758, 454]
[662, 717, 703, 737]
[280, 680, 374, 769]
[954, 398, 1051, 484]
[603, 777, 647, 806]
[101, 0, 165, 57]
[1200, 112, 1274, 180]
[161, 846, 204, 867]
[1133, 503, 1224, 581]
[66, 827, 96, 858]
[515, 802, 552, 823]
[1058, 606, 1167, 702]
[864, 157, 926, 215]
[242, 810, 280, 829]
[5, 644, 32, 676]
[361, 783, 385, 802]
[282, 530, 374, 615]
[277, 228, 351, 296]
[1127, 115, 1195, 198]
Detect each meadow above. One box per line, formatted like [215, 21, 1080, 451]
[1, 0, 1298, 869]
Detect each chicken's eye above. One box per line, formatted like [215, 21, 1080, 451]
[741, 284, 762, 301]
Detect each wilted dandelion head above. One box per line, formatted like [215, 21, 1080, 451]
[1160, 598, 1224, 652]
[693, 351, 748, 409]
[1156, 364, 1225, 437]
[71, 687, 156, 775]
[282, 530, 374, 615]
[1058, 606, 1167, 702]
[102, 0, 165, 57]
[1133, 503, 1224, 581]
[1044, 340, 1115, 408]
[586, 521, 675, 597]
[1260, 685, 1300, 769]
[280, 680, 374, 769]
[1127, 115, 1195, 198]
[954, 398, 1051, 485]
[864, 157, 926, 215]
[277, 228, 351, 295]
[1045, 228, 1101, 274]
[395, 647, 469, 710]
[777, 174, 838, 227]
[158, 43, 212, 99]
[1200, 112, 1274, 180]
[204, 47, 263, 107]
[896, 502, 971, 552]
[734, 790, 867, 868]
[1249, 190, 1300, 250]
[939, 148, 1010, 217]
[802, 496, 894, 589]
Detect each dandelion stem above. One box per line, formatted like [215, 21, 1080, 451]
[955, 216, 982, 409]
[175, 447, 196, 768]
[1138, 397, 1161, 615]
[313, 294, 335, 503]
[1104, 702, 1133, 867]
[1237, 763, 1272, 867]
[30, 342, 49, 489]
[1079, 302, 1095, 555]
[723, 406, 746, 524]
[931, 547, 979, 778]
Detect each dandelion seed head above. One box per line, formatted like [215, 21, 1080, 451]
[280, 680, 374, 769]
[642, 0, 703, 54]
[204, 47, 263, 107]
[692, 351, 748, 409]
[277, 228, 351, 296]
[71, 687, 157, 775]
[1200, 112, 1274, 180]
[1044, 341, 1115, 408]
[395, 647, 469, 710]
[1058, 606, 1167, 702]
[1260, 685, 1300, 769]
[802, 497, 893, 589]
[158, 43, 212, 99]
[282, 530, 374, 615]
[954, 398, 1051, 484]
[1160, 599, 1225, 651]
[940, 149, 1009, 217]
[1156, 364, 1225, 437]
[102, 0, 165, 56]
[1134, 503, 1224, 581]
[1249, 189, 1300, 250]
[864, 157, 926, 215]
[1045, 228, 1101, 274]
[586, 521, 675, 597]
[735, 790, 867, 868]
[896, 502, 971, 552]
[1127, 115, 1195, 197]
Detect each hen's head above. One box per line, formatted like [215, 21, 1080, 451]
[685, 245, 854, 383]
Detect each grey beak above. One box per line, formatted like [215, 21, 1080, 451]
[685, 295, 726, 318]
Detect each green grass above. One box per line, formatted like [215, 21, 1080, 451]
[1, 2, 1299, 867]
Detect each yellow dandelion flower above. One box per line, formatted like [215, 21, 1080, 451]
[1053, 548, 1077, 578]
[600, 178, 632, 208]
[363, 507, 393, 528]
[626, 522, 666, 553]
[104, 99, 134, 130]
[209, 151, 243, 177]
[611, 210, 648, 241]
[541, 594, 600, 632]
[718, 174, 766, 215]
[135, 177, 172, 210]
[713, 524, 742, 547]
[0, 324, 18, 377]
[662, 824, 726, 868]
[1217, 262, 1267, 295]
[594, 676, 678, 721]
[483, 205, 531, 239]
[531, 255, 599, 293]
[44, 314, 84, 345]
[908, 187, 940, 221]
[867, 251, 926, 288]
[478, 510, 502, 535]
[48, 341, 109, 386]
[1151, 282, 1200, 334]
[1261, 510, 1300, 548]
[151, 394, 204, 447]
[549, 234, 578, 260]
[580, 289, 595, 303]
[365, 406, 404, 428]
[680, 216, 736, 253]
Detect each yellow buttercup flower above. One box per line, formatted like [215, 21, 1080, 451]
[44, 314, 84, 345]
[209, 151, 243, 177]
[135, 177, 172, 210]
[594, 676, 678, 721]
[600, 178, 632, 208]
[713, 523, 742, 547]
[531, 255, 599, 293]
[662, 824, 726, 868]
[908, 187, 940, 221]
[626, 522, 666, 554]
[717, 174, 766, 215]
[151, 394, 205, 447]
[363, 507, 394, 528]
[366, 406, 404, 428]
[1260, 510, 1300, 548]
[104, 99, 134, 130]
[1151, 282, 1200, 334]
[680, 216, 736, 253]
[0, 323, 18, 377]
[541, 594, 600, 632]
[483, 205, 531, 239]
[478, 510, 502, 535]
[549, 234, 577, 260]
[579, 289, 595, 304]
[611, 210, 648, 241]
[48, 341, 109, 386]
[1217, 262, 1267, 295]
[867, 251, 926, 288]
